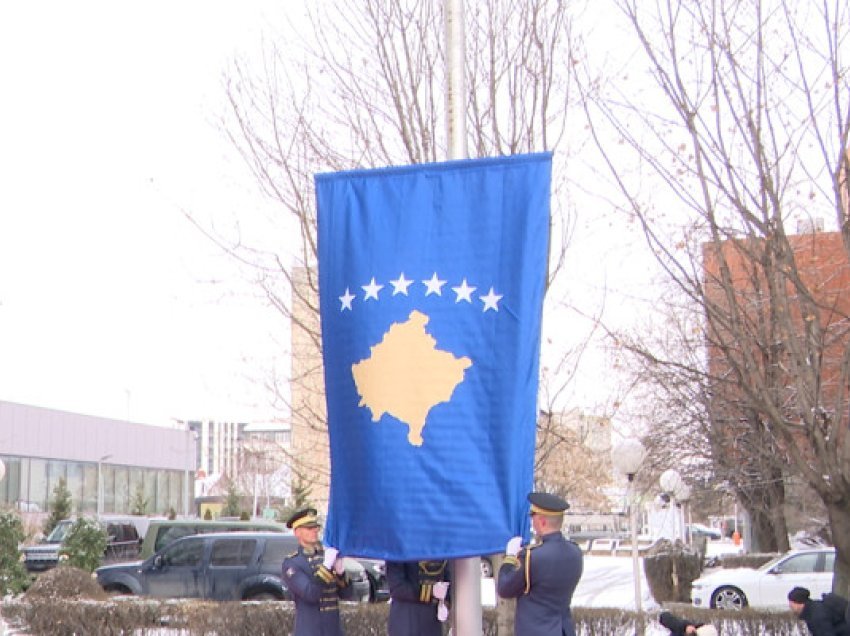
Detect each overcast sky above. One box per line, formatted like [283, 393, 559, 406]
[0, 1, 302, 426]
[0, 2, 659, 433]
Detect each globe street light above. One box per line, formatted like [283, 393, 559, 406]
[611, 438, 647, 617]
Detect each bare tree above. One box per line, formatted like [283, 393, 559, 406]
[611, 285, 791, 551]
[212, 0, 585, 504]
[580, 0, 850, 592]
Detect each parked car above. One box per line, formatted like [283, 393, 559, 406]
[356, 558, 389, 601]
[139, 519, 288, 559]
[691, 547, 835, 610]
[687, 523, 722, 540]
[96, 531, 370, 602]
[23, 517, 141, 572]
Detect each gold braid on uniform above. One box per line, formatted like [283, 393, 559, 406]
[418, 560, 446, 603]
[524, 543, 541, 595]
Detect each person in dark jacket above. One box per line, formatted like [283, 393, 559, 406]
[282, 508, 353, 636]
[789, 586, 850, 636]
[497, 492, 583, 636]
[386, 559, 450, 636]
[659, 611, 717, 635]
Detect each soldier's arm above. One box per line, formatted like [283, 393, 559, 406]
[496, 550, 527, 599]
[282, 557, 327, 604]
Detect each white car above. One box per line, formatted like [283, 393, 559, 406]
[691, 547, 835, 610]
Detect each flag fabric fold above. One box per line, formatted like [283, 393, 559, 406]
[315, 153, 551, 560]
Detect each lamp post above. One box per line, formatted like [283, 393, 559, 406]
[612, 438, 647, 619]
[659, 469, 684, 541]
[97, 454, 113, 516]
[674, 483, 692, 544]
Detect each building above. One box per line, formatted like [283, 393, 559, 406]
[0, 400, 195, 526]
[185, 420, 247, 484]
[702, 227, 850, 548]
[186, 419, 292, 516]
[289, 266, 332, 509]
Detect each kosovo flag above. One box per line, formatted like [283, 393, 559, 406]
[315, 153, 551, 560]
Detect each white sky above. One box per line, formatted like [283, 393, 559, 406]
[0, 1, 302, 426]
[0, 1, 660, 431]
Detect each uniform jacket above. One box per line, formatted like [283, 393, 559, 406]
[282, 544, 352, 636]
[497, 532, 583, 636]
[386, 560, 449, 636]
[800, 599, 850, 636]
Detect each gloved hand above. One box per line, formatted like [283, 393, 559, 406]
[433, 581, 450, 600]
[323, 547, 339, 570]
[334, 557, 346, 576]
[506, 536, 522, 557]
[437, 601, 449, 622]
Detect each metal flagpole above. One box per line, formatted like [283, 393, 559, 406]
[444, 1, 481, 634]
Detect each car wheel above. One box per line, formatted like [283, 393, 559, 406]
[481, 557, 494, 578]
[104, 584, 133, 596]
[710, 586, 747, 610]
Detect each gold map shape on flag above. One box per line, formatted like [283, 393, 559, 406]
[351, 310, 472, 446]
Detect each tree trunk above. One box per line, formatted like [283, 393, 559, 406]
[826, 500, 850, 597]
[737, 478, 788, 553]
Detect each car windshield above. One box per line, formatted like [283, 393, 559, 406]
[46, 521, 73, 543]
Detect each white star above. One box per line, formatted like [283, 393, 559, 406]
[480, 287, 503, 312]
[339, 288, 355, 311]
[452, 278, 477, 303]
[422, 272, 447, 296]
[362, 277, 384, 300]
[390, 273, 414, 296]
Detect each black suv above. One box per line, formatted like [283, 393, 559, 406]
[23, 518, 140, 572]
[95, 531, 371, 602]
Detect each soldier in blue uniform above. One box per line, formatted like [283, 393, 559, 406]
[386, 559, 450, 635]
[497, 492, 584, 636]
[282, 508, 353, 636]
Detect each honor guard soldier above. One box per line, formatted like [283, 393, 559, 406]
[386, 559, 451, 635]
[282, 508, 353, 636]
[497, 492, 584, 636]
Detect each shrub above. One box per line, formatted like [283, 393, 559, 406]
[643, 540, 702, 603]
[58, 517, 107, 572]
[24, 565, 105, 600]
[0, 509, 29, 594]
[0, 597, 808, 636]
[42, 477, 72, 536]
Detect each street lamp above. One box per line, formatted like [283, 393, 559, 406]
[611, 438, 647, 616]
[659, 469, 684, 541]
[97, 454, 113, 516]
[674, 483, 692, 544]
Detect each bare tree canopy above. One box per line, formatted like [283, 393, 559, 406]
[580, 0, 850, 592]
[214, 0, 588, 504]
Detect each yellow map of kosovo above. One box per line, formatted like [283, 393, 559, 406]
[351, 310, 472, 446]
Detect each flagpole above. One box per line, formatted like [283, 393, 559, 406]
[445, 1, 482, 634]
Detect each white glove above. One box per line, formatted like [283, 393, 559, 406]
[334, 557, 346, 576]
[323, 547, 339, 569]
[433, 581, 450, 600]
[506, 536, 523, 557]
[437, 601, 449, 622]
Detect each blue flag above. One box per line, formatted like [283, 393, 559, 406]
[315, 153, 551, 560]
